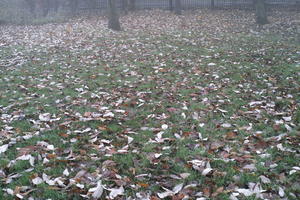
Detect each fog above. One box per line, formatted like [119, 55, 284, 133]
[0, 0, 299, 199]
[0, 0, 299, 24]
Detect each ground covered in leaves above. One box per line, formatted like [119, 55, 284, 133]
[0, 9, 300, 200]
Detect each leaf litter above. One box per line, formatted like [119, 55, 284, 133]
[0, 9, 300, 199]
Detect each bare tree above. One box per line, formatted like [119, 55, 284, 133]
[25, 0, 36, 17]
[87, 0, 97, 8]
[108, 0, 121, 31]
[68, 0, 79, 16]
[51, 0, 60, 13]
[128, 0, 136, 11]
[25, 0, 50, 17]
[174, 0, 182, 15]
[41, 0, 50, 17]
[254, 0, 269, 25]
[211, 0, 215, 9]
[169, 0, 173, 11]
[122, 0, 128, 15]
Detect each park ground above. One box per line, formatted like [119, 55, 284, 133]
[0, 9, 299, 200]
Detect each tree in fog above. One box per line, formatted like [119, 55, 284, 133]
[39, 0, 50, 17]
[174, 0, 182, 15]
[211, 0, 215, 9]
[254, 0, 269, 25]
[87, 0, 97, 10]
[108, 0, 121, 31]
[123, 0, 135, 15]
[68, 0, 79, 16]
[24, 0, 53, 17]
[0, 0, 7, 24]
[51, 0, 60, 13]
[25, 0, 35, 17]
[128, 0, 136, 11]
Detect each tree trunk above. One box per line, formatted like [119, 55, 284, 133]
[108, 0, 121, 31]
[42, 0, 50, 17]
[174, 0, 182, 15]
[86, 0, 97, 13]
[123, 0, 128, 15]
[128, 0, 135, 11]
[211, 0, 215, 9]
[54, 0, 60, 12]
[69, 0, 79, 16]
[254, 0, 268, 25]
[51, 0, 60, 13]
[87, 0, 97, 8]
[169, 0, 173, 11]
[35, 0, 45, 17]
[25, 0, 36, 17]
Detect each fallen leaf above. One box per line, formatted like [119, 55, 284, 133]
[88, 180, 103, 199]
[17, 155, 35, 166]
[226, 132, 237, 139]
[235, 188, 253, 196]
[108, 186, 124, 199]
[137, 182, 149, 188]
[259, 175, 271, 184]
[63, 168, 70, 176]
[0, 144, 8, 154]
[158, 190, 174, 199]
[161, 124, 168, 130]
[278, 187, 285, 197]
[203, 187, 211, 197]
[221, 123, 232, 128]
[243, 164, 257, 171]
[208, 63, 216, 66]
[39, 113, 51, 122]
[180, 173, 190, 179]
[172, 193, 185, 200]
[32, 177, 43, 185]
[212, 186, 224, 197]
[202, 168, 213, 176]
[173, 183, 184, 194]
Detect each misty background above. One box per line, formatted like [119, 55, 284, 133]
[0, 0, 299, 25]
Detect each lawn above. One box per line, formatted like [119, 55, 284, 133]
[0, 9, 299, 200]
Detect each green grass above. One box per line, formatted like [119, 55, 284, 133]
[0, 11, 299, 199]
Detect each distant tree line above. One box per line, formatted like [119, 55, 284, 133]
[106, 0, 268, 31]
[21, 0, 268, 29]
[24, 0, 87, 17]
[107, 0, 183, 31]
[254, 0, 268, 24]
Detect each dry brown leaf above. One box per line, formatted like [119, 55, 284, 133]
[137, 182, 149, 188]
[203, 187, 211, 197]
[83, 112, 92, 117]
[150, 196, 160, 200]
[172, 193, 185, 200]
[46, 154, 57, 159]
[225, 132, 238, 139]
[212, 186, 224, 197]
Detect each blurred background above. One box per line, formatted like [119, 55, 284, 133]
[0, 0, 299, 25]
